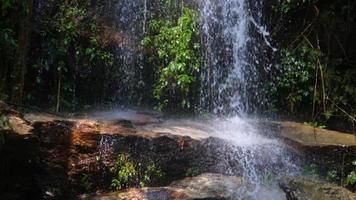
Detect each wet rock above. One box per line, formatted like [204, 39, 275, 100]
[277, 121, 356, 147]
[279, 176, 356, 200]
[28, 118, 225, 198]
[169, 173, 245, 199]
[0, 101, 32, 135]
[0, 102, 41, 200]
[260, 121, 356, 175]
[0, 101, 22, 116]
[84, 173, 246, 200]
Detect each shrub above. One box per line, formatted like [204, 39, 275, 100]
[110, 153, 163, 190]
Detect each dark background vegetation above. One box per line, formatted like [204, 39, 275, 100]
[0, 0, 355, 132]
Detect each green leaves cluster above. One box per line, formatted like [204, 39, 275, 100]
[52, 4, 113, 68]
[0, 0, 30, 58]
[0, 28, 16, 50]
[143, 7, 201, 111]
[272, 0, 356, 130]
[272, 44, 319, 112]
[36, 3, 113, 110]
[274, 0, 318, 13]
[0, 113, 12, 145]
[110, 153, 163, 190]
[346, 161, 356, 186]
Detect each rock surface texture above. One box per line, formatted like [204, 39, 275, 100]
[84, 173, 246, 200]
[279, 177, 356, 200]
[1, 103, 356, 199]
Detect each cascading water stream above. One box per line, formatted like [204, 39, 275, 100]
[199, 0, 300, 197]
[200, 0, 275, 115]
[101, 0, 300, 198]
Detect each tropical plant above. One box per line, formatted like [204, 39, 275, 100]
[346, 160, 356, 186]
[143, 7, 201, 111]
[274, 0, 319, 13]
[80, 173, 93, 192]
[0, 113, 12, 145]
[304, 121, 326, 129]
[35, 3, 113, 111]
[110, 153, 163, 190]
[302, 164, 319, 178]
[272, 44, 320, 113]
[326, 169, 339, 183]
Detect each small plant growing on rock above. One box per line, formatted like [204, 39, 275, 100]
[185, 167, 201, 177]
[262, 171, 277, 186]
[0, 113, 12, 145]
[302, 164, 319, 178]
[304, 121, 326, 129]
[326, 170, 339, 183]
[80, 173, 93, 192]
[346, 160, 356, 186]
[110, 153, 163, 190]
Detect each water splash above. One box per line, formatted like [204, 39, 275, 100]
[208, 117, 299, 196]
[198, 0, 300, 197]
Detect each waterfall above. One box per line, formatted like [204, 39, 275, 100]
[198, 0, 300, 197]
[199, 0, 274, 116]
[143, 0, 148, 34]
[112, 0, 149, 104]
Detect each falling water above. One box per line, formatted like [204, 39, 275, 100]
[103, 0, 299, 198]
[112, 0, 149, 104]
[143, 0, 148, 34]
[198, 0, 300, 197]
[200, 0, 275, 115]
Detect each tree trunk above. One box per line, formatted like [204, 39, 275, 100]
[10, 1, 33, 105]
[56, 68, 62, 112]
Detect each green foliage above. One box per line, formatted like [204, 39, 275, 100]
[302, 164, 319, 178]
[304, 121, 326, 129]
[326, 170, 339, 183]
[0, 113, 12, 145]
[0, 93, 8, 101]
[273, 0, 356, 130]
[54, 4, 85, 57]
[0, 114, 12, 130]
[35, 2, 113, 111]
[274, 0, 319, 13]
[0, 0, 30, 56]
[301, 161, 356, 187]
[262, 171, 277, 186]
[144, 7, 201, 111]
[185, 167, 201, 177]
[323, 65, 356, 123]
[1, 0, 30, 14]
[110, 153, 163, 190]
[272, 43, 355, 126]
[0, 28, 16, 50]
[346, 161, 356, 186]
[272, 44, 320, 112]
[80, 173, 93, 192]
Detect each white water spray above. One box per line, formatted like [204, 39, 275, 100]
[199, 0, 299, 197]
[200, 0, 276, 115]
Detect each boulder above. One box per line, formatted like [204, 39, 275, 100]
[83, 173, 246, 200]
[0, 101, 41, 200]
[259, 121, 356, 175]
[279, 176, 356, 200]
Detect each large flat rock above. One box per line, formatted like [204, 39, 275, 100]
[275, 121, 356, 147]
[279, 176, 356, 200]
[85, 173, 244, 200]
[84, 173, 286, 200]
[25, 111, 356, 148]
